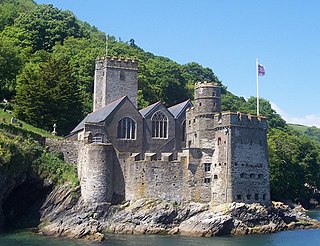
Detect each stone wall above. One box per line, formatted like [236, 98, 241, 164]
[78, 143, 114, 203]
[45, 138, 80, 165]
[93, 57, 138, 111]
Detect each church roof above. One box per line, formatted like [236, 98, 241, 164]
[70, 96, 127, 134]
[168, 99, 192, 118]
[139, 101, 161, 117]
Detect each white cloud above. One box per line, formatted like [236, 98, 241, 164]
[270, 102, 320, 128]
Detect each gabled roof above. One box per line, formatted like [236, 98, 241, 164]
[168, 99, 192, 119]
[139, 101, 161, 117]
[70, 96, 127, 134]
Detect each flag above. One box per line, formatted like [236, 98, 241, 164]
[258, 64, 265, 76]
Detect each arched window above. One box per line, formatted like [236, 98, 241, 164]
[117, 117, 136, 139]
[151, 111, 168, 138]
[218, 137, 222, 145]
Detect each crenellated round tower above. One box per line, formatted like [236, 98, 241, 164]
[186, 81, 221, 148]
[194, 81, 221, 115]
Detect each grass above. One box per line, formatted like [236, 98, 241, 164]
[289, 123, 309, 133]
[0, 109, 59, 139]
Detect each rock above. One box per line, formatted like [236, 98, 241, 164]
[21, 185, 320, 241]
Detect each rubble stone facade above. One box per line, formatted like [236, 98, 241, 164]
[70, 57, 270, 206]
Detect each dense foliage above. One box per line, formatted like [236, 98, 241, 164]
[0, 0, 320, 205]
[0, 128, 78, 186]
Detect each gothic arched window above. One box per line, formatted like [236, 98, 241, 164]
[117, 117, 136, 139]
[151, 111, 168, 139]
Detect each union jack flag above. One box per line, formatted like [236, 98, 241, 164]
[258, 64, 265, 76]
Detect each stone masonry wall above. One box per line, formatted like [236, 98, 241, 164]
[78, 143, 114, 203]
[45, 138, 80, 165]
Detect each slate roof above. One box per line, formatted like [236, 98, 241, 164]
[168, 99, 192, 118]
[139, 101, 161, 117]
[70, 96, 127, 134]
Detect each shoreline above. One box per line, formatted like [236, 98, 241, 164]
[36, 185, 320, 241]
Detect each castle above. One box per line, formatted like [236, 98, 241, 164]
[67, 56, 271, 206]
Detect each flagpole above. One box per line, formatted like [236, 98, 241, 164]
[256, 58, 259, 116]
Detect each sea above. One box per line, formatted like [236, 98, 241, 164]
[0, 210, 320, 246]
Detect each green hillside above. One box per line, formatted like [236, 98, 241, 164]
[289, 124, 320, 144]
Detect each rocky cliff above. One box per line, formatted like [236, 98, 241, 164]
[37, 185, 320, 241]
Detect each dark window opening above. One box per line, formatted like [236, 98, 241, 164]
[204, 178, 211, 183]
[213, 174, 218, 179]
[237, 194, 242, 200]
[247, 194, 251, 200]
[254, 194, 259, 200]
[204, 163, 211, 172]
[120, 71, 126, 81]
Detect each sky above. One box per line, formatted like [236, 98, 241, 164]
[35, 0, 320, 127]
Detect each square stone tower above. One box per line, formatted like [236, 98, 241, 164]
[93, 56, 138, 111]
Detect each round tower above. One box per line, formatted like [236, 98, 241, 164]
[194, 81, 221, 115]
[78, 142, 114, 204]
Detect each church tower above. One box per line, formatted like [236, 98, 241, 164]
[93, 57, 138, 111]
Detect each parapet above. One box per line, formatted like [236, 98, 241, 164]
[95, 56, 138, 70]
[194, 81, 220, 89]
[214, 112, 267, 129]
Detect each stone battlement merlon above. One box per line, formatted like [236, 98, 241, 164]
[214, 111, 267, 128]
[95, 56, 138, 70]
[194, 81, 220, 89]
[129, 152, 188, 162]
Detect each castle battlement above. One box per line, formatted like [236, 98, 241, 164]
[214, 112, 267, 129]
[194, 81, 220, 89]
[129, 152, 187, 162]
[95, 56, 138, 70]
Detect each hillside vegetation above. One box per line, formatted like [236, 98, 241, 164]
[0, 0, 320, 206]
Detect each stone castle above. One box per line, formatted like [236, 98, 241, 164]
[67, 56, 270, 206]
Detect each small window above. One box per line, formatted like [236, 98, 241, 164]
[250, 173, 255, 178]
[204, 178, 211, 183]
[254, 194, 259, 200]
[247, 194, 251, 200]
[182, 120, 186, 142]
[92, 135, 103, 143]
[240, 173, 246, 178]
[199, 102, 202, 107]
[237, 194, 242, 200]
[258, 174, 263, 179]
[204, 163, 211, 172]
[120, 71, 126, 81]
[213, 91, 216, 96]
[213, 174, 218, 179]
[250, 139, 253, 145]
[263, 194, 266, 200]
[218, 137, 222, 145]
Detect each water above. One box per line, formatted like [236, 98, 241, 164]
[1, 211, 320, 246]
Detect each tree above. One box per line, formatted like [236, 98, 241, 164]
[268, 128, 320, 205]
[14, 4, 86, 52]
[14, 54, 83, 135]
[0, 36, 23, 100]
[238, 97, 286, 129]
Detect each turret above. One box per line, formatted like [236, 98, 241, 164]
[186, 82, 221, 148]
[194, 81, 221, 114]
